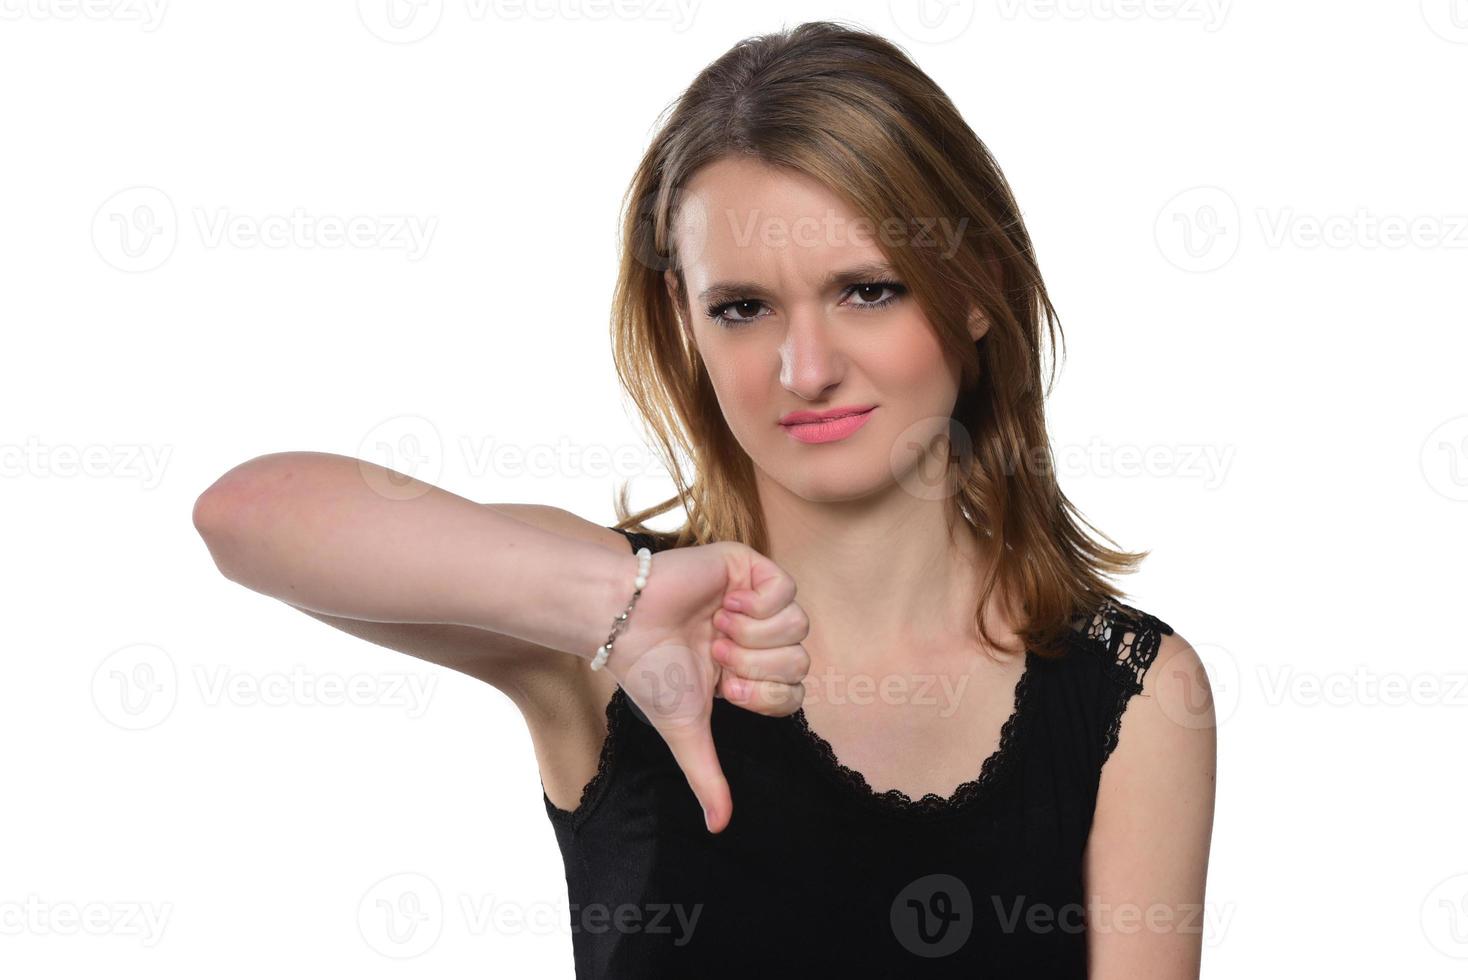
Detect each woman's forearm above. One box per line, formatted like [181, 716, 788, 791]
[192, 451, 637, 659]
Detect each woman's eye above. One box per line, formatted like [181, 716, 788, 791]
[703, 281, 906, 328]
[705, 299, 769, 327]
[846, 281, 906, 307]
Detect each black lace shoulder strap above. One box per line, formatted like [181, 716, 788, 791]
[610, 525, 662, 554]
[1081, 597, 1175, 766]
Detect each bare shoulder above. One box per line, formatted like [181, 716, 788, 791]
[1100, 625, 1216, 795]
[1085, 624, 1217, 977]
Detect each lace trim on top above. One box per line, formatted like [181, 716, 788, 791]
[546, 684, 629, 828]
[787, 651, 1039, 819]
[1087, 597, 1175, 765]
[786, 598, 1173, 817]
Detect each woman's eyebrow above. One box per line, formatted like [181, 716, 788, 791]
[696, 263, 899, 305]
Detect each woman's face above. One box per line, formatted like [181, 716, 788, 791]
[668, 155, 984, 503]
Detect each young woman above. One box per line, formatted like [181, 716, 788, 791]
[194, 20, 1215, 979]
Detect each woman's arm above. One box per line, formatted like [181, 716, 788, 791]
[1083, 631, 1218, 979]
[191, 451, 640, 686]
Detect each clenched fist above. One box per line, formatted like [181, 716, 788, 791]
[599, 540, 810, 833]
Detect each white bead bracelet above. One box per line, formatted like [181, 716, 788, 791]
[590, 546, 652, 671]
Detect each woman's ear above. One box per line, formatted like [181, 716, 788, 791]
[968, 306, 990, 342]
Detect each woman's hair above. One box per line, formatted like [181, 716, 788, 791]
[608, 19, 1148, 658]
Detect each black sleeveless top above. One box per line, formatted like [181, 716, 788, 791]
[542, 527, 1174, 978]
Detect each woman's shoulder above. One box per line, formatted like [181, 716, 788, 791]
[1055, 596, 1209, 767]
[1067, 596, 1177, 690]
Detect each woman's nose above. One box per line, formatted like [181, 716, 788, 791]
[778, 313, 845, 400]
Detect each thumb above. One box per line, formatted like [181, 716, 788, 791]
[658, 719, 733, 833]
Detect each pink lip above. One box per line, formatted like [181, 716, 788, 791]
[780, 406, 876, 444]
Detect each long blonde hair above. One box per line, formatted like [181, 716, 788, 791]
[609, 20, 1148, 659]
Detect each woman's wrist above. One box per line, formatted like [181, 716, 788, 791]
[581, 547, 647, 670]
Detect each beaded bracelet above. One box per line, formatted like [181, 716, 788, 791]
[589, 546, 653, 671]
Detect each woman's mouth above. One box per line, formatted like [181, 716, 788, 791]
[779, 406, 877, 444]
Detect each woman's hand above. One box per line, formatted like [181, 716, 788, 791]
[601, 540, 809, 834]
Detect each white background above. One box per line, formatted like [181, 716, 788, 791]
[4, 1, 1466, 976]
